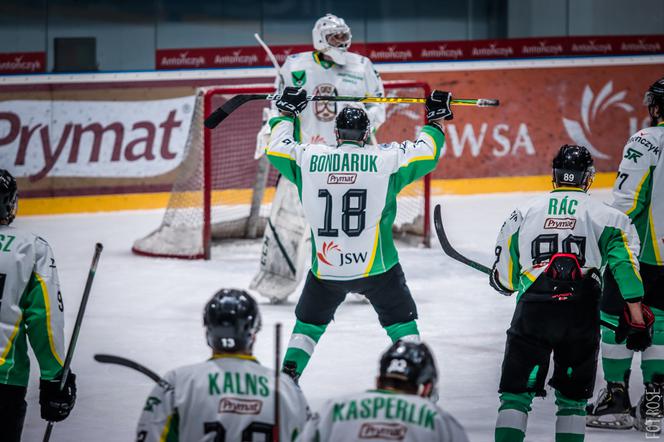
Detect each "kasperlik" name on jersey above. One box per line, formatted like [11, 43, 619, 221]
[310, 153, 378, 173]
[331, 395, 437, 430]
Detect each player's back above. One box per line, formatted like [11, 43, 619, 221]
[298, 141, 415, 280]
[0, 224, 40, 306]
[512, 188, 638, 284]
[137, 356, 307, 442]
[299, 390, 468, 442]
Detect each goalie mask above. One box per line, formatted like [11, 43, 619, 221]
[552, 144, 595, 191]
[379, 341, 438, 398]
[644, 76, 664, 126]
[0, 169, 17, 225]
[204, 289, 261, 353]
[312, 13, 352, 65]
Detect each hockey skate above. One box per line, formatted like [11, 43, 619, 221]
[633, 380, 664, 434]
[585, 380, 633, 429]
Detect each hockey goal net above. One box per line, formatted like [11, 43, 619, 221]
[132, 80, 432, 259]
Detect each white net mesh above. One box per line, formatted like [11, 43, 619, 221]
[132, 82, 431, 259]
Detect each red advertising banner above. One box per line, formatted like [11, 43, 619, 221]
[0, 52, 46, 74]
[156, 34, 664, 69]
[381, 64, 663, 180]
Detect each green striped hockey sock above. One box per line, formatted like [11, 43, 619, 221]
[555, 390, 586, 442]
[495, 392, 534, 442]
[283, 320, 327, 375]
[641, 307, 664, 383]
[600, 312, 633, 383]
[384, 320, 420, 342]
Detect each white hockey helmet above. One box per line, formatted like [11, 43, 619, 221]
[312, 13, 352, 65]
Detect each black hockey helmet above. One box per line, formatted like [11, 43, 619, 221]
[204, 288, 261, 353]
[378, 341, 438, 398]
[552, 144, 595, 190]
[0, 169, 17, 225]
[644, 76, 664, 125]
[335, 106, 370, 145]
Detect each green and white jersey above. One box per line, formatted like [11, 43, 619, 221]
[297, 390, 469, 442]
[136, 355, 308, 442]
[493, 188, 644, 300]
[266, 116, 444, 281]
[0, 225, 64, 387]
[611, 123, 664, 265]
[277, 51, 385, 144]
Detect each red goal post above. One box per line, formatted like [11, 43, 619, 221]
[132, 80, 432, 259]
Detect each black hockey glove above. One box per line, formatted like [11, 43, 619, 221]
[425, 90, 453, 123]
[276, 87, 308, 116]
[40, 371, 76, 422]
[489, 268, 513, 296]
[615, 304, 655, 352]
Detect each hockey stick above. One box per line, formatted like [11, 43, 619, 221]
[433, 204, 619, 332]
[433, 204, 491, 275]
[94, 353, 172, 389]
[43, 243, 103, 442]
[273, 323, 282, 442]
[205, 94, 499, 129]
[254, 33, 285, 87]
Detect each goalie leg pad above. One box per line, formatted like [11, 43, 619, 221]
[250, 179, 309, 301]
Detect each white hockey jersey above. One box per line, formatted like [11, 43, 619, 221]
[611, 123, 664, 265]
[277, 51, 385, 144]
[0, 225, 64, 386]
[266, 117, 444, 280]
[297, 390, 469, 442]
[136, 355, 308, 442]
[493, 188, 643, 301]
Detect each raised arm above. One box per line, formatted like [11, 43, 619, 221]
[390, 90, 451, 191]
[265, 87, 308, 185]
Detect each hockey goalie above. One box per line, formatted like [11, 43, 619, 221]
[250, 13, 385, 302]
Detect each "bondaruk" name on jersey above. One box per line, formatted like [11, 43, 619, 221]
[310, 153, 378, 173]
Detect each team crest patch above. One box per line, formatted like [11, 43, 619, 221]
[313, 83, 338, 122]
[291, 70, 306, 87]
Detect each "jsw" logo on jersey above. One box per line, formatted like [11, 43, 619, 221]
[318, 241, 368, 266]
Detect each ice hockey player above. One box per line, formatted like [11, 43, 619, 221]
[297, 341, 469, 441]
[489, 146, 653, 442]
[265, 87, 452, 380]
[586, 76, 664, 432]
[0, 169, 76, 442]
[251, 13, 385, 302]
[135, 289, 308, 441]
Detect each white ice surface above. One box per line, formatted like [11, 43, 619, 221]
[18, 189, 647, 441]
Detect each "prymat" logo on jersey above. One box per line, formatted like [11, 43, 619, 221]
[218, 397, 263, 415]
[358, 422, 408, 440]
[318, 241, 368, 267]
